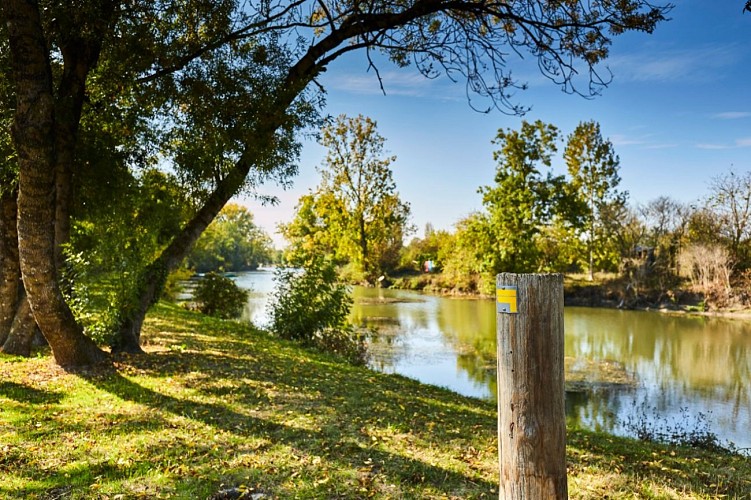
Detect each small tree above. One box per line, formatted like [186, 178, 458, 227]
[193, 273, 249, 319]
[564, 121, 627, 280]
[479, 120, 563, 274]
[282, 115, 412, 283]
[267, 257, 367, 365]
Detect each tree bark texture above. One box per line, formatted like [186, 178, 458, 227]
[0, 187, 20, 345]
[5, 0, 106, 367]
[496, 273, 567, 499]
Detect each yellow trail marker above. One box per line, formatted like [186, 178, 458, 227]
[496, 286, 518, 314]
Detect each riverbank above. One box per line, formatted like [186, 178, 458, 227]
[390, 271, 751, 318]
[2, 302, 749, 498]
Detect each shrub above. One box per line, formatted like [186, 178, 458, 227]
[193, 272, 249, 319]
[267, 258, 368, 365]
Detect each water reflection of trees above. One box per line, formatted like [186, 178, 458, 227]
[350, 286, 437, 371]
[346, 286, 751, 447]
[434, 297, 497, 395]
[565, 308, 751, 417]
[566, 388, 628, 433]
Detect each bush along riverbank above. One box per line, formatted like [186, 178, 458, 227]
[1, 302, 750, 498]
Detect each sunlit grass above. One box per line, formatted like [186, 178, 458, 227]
[1, 302, 749, 498]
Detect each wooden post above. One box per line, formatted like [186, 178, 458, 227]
[496, 273, 567, 499]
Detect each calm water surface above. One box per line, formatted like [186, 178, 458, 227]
[236, 270, 751, 451]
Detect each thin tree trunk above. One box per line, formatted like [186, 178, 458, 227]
[0, 187, 20, 345]
[5, 0, 107, 367]
[588, 192, 595, 281]
[359, 213, 370, 280]
[0, 185, 39, 356]
[1, 292, 38, 357]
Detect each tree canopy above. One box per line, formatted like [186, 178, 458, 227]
[1, 0, 671, 367]
[479, 120, 563, 274]
[283, 115, 411, 282]
[188, 204, 273, 273]
[564, 120, 626, 279]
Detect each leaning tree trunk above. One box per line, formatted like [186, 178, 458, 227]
[5, 0, 107, 367]
[113, 163, 254, 353]
[113, 0, 444, 349]
[114, 98, 301, 352]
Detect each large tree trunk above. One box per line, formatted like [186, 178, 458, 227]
[0, 187, 20, 345]
[5, 0, 107, 368]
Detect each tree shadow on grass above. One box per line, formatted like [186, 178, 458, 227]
[0, 381, 62, 405]
[79, 352, 498, 497]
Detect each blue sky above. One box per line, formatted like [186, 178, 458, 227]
[243, 1, 751, 248]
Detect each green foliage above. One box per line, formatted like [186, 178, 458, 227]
[565, 120, 627, 276]
[439, 213, 496, 295]
[68, 169, 191, 331]
[478, 120, 566, 274]
[399, 223, 449, 272]
[59, 251, 119, 345]
[267, 258, 367, 365]
[187, 203, 273, 273]
[282, 115, 412, 283]
[162, 266, 194, 301]
[193, 272, 249, 319]
[441, 120, 627, 282]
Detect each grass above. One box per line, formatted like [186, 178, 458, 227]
[1, 302, 750, 499]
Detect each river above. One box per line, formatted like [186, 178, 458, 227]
[235, 270, 751, 452]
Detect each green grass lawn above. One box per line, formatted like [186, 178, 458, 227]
[1, 302, 749, 499]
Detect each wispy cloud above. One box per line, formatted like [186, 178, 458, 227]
[610, 133, 676, 150]
[607, 44, 740, 83]
[696, 143, 731, 150]
[326, 70, 450, 98]
[712, 111, 751, 120]
[610, 134, 647, 146]
[644, 143, 679, 150]
[696, 137, 751, 150]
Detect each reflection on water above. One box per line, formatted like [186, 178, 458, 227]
[235, 270, 276, 326]
[236, 271, 751, 450]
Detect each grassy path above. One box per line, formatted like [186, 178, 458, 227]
[1, 302, 749, 498]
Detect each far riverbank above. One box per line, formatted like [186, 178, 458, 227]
[387, 271, 751, 318]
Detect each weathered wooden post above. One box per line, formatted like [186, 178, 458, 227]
[496, 273, 567, 499]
